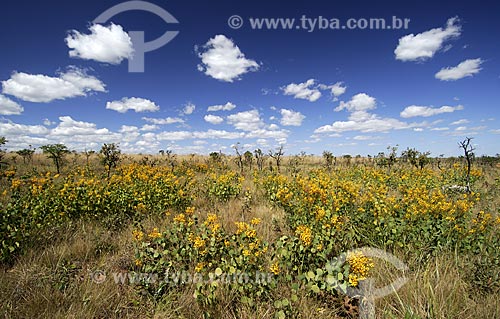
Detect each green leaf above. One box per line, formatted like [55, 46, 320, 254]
[311, 284, 320, 293]
[215, 267, 223, 276]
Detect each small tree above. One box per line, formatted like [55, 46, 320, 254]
[0, 137, 8, 171]
[40, 144, 70, 174]
[458, 137, 475, 193]
[323, 151, 334, 170]
[233, 143, 244, 174]
[417, 151, 431, 169]
[16, 148, 35, 164]
[269, 145, 284, 173]
[254, 149, 265, 171]
[84, 149, 95, 167]
[100, 143, 121, 178]
[244, 150, 253, 171]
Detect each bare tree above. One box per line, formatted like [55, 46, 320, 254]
[254, 149, 265, 171]
[269, 145, 284, 173]
[458, 137, 475, 193]
[233, 143, 244, 174]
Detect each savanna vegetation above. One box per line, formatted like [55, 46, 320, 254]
[1, 137, 499, 318]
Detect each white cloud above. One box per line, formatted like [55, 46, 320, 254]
[282, 79, 322, 102]
[431, 127, 449, 131]
[183, 102, 196, 115]
[315, 93, 413, 134]
[0, 95, 23, 115]
[43, 118, 54, 126]
[455, 126, 467, 131]
[66, 23, 133, 64]
[207, 102, 236, 112]
[400, 105, 463, 118]
[435, 58, 483, 81]
[335, 93, 376, 112]
[395, 17, 461, 61]
[451, 119, 469, 125]
[0, 120, 49, 136]
[51, 116, 111, 136]
[142, 116, 184, 125]
[280, 108, 305, 126]
[119, 125, 138, 133]
[197, 35, 259, 82]
[106, 97, 160, 113]
[353, 135, 380, 141]
[227, 109, 263, 131]
[315, 117, 410, 134]
[140, 124, 158, 131]
[330, 82, 347, 98]
[2, 68, 106, 103]
[204, 114, 224, 124]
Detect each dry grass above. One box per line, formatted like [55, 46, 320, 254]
[1, 153, 499, 318]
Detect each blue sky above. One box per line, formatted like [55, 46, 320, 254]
[1, 0, 499, 156]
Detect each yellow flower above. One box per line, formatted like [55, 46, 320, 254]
[250, 218, 261, 225]
[185, 206, 195, 215]
[195, 262, 205, 272]
[174, 213, 186, 224]
[148, 228, 162, 239]
[135, 259, 143, 267]
[11, 179, 22, 189]
[132, 229, 144, 241]
[346, 251, 374, 287]
[242, 249, 251, 257]
[193, 236, 205, 249]
[270, 262, 280, 275]
[295, 225, 312, 246]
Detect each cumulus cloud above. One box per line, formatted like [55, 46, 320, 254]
[282, 79, 321, 102]
[207, 102, 236, 112]
[51, 116, 110, 136]
[450, 119, 469, 125]
[400, 105, 463, 118]
[0, 120, 49, 136]
[435, 58, 483, 81]
[395, 17, 461, 61]
[142, 116, 184, 125]
[106, 97, 160, 113]
[315, 93, 413, 134]
[280, 109, 305, 126]
[335, 93, 376, 112]
[197, 35, 259, 82]
[66, 23, 134, 64]
[2, 68, 106, 103]
[182, 102, 196, 115]
[0, 95, 23, 115]
[330, 82, 347, 98]
[227, 110, 263, 131]
[204, 114, 224, 124]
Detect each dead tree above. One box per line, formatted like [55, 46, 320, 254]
[458, 137, 475, 193]
[269, 145, 284, 173]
